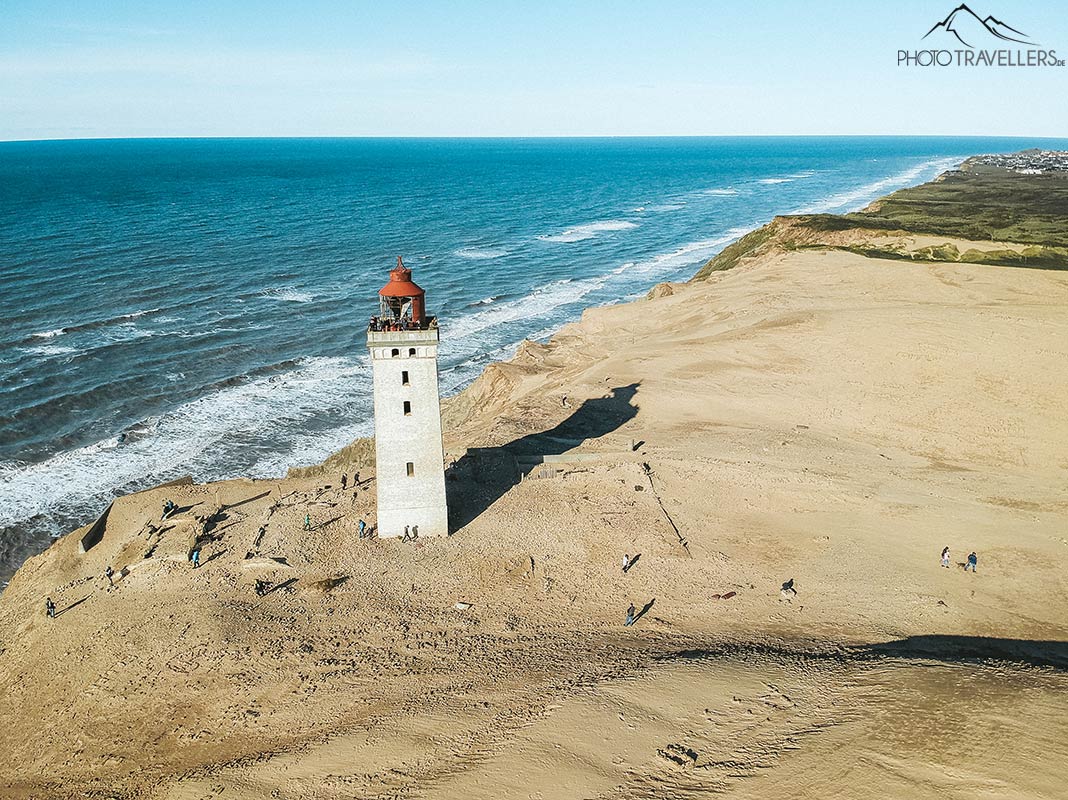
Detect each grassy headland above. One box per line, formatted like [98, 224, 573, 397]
[695, 152, 1068, 279]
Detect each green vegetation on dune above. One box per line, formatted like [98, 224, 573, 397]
[692, 225, 778, 278]
[852, 165, 1068, 247]
[693, 154, 1068, 280]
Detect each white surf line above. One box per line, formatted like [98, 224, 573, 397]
[537, 220, 638, 244]
[792, 157, 964, 215]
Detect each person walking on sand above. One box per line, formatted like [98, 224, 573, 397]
[966, 552, 978, 573]
[625, 603, 636, 626]
[402, 525, 412, 542]
[340, 474, 347, 490]
[304, 513, 311, 531]
[622, 553, 630, 573]
[358, 519, 367, 539]
[105, 565, 114, 587]
[941, 547, 951, 568]
[354, 471, 361, 485]
[191, 547, 200, 569]
[45, 597, 56, 619]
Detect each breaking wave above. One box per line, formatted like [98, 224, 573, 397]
[455, 247, 509, 260]
[794, 157, 963, 214]
[262, 287, 315, 303]
[19, 308, 164, 344]
[537, 220, 638, 244]
[0, 356, 373, 536]
[28, 329, 65, 340]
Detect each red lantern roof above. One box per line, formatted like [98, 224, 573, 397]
[379, 256, 425, 298]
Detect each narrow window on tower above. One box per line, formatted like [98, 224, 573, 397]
[391, 348, 399, 357]
[406, 462, 415, 477]
[403, 400, 412, 416]
[401, 370, 409, 386]
[408, 347, 416, 356]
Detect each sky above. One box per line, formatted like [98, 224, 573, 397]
[1, 0, 1066, 140]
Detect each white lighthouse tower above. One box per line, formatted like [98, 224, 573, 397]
[367, 257, 448, 538]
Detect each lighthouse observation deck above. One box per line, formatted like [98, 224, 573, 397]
[366, 316, 438, 346]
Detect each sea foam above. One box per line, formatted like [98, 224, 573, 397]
[625, 229, 753, 276]
[22, 308, 164, 343]
[439, 227, 753, 384]
[794, 157, 963, 214]
[19, 344, 80, 358]
[537, 220, 638, 244]
[263, 288, 315, 303]
[444, 276, 605, 341]
[455, 247, 509, 260]
[0, 356, 372, 534]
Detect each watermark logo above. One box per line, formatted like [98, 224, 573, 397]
[924, 4, 1033, 48]
[898, 4, 1065, 67]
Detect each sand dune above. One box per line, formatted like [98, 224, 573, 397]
[1, 226, 1067, 797]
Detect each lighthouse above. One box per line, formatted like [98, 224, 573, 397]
[367, 257, 448, 538]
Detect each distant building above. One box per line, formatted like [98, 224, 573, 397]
[970, 149, 1068, 175]
[367, 258, 448, 538]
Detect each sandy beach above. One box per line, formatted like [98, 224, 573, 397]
[1, 165, 1067, 798]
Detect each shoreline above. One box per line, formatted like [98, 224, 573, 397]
[0, 151, 1053, 581]
[0, 151, 974, 583]
[1, 152, 1067, 797]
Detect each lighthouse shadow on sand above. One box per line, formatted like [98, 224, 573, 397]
[445, 383, 640, 531]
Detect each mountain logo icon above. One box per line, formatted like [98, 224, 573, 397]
[923, 4, 1037, 48]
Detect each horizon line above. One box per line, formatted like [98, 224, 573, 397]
[4, 133, 1068, 145]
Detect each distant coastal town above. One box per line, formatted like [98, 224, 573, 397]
[969, 148, 1068, 174]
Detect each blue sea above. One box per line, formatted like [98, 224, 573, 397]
[2, 136, 1066, 578]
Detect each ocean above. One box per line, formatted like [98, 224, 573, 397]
[2, 135, 1066, 578]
